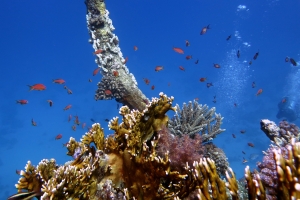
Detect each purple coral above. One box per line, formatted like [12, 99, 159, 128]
[156, 126, 204, 172]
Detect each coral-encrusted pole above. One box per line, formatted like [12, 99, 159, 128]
[85, 0, 148, 111]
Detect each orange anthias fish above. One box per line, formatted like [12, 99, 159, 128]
[47, 100, 53, 107]
[53, 79, 65, 84]
[248, 142, 254, 147]
[282, 98, 287, 103]
[55, 134, 62, 140]
[186, 55, 192, 60]
[155, 66, 164, 72]
[93, 67, 101, 76]
[133, 46, 138, 51]
[16, 100, 28, 105]
[113, 70, 119, 77]
[31, 118, 37, 126]
[68, 114, 72, 122]
[93, 49, 104, 54]
[179, 66, 185, 71]
[151, 85, 155, 90]
[213, 63, 221, 68]
[63, 104, 72, 111]
[105, 89, 112, 95]
[143, 78, 150, 85]
[200, 24, 210, 35]
[28, 83, 46, 91]
[72, 124, 77, 131]
[172, 47, 184, 54]
[199, 77, 207, 82]
[256, 89, 263, 96]
[82, 123, 86, 129]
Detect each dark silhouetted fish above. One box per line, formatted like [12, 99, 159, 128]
[290, 58, 297, 66]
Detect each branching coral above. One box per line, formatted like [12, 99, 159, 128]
[168, 100, 225, 142]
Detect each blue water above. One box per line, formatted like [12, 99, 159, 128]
[0, 0, 300, 198]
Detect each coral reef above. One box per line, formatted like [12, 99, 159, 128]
[168, 100, 225, 143]
[85, 0, 148, 111]
[260, 119, 300, 146]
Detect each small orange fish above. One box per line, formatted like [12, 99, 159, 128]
[151, 85, 155, 90]
[200, 24, 210, 35]
[16, 100, 28, 105]
[143, 78, 150, 85]
[64, 85, 68, 89]
[242, 158, 248, 163]
[82, 123, 86, 129]
[93, 49, 104, 54]
[31, 118, 37, 126]
[93, 67, 100, 76]
[74, 115, 80, 125]
[172, 47, 184, 54]
[55, 134, 62, 140]
[105, 90, 112, 95]
[232, 134, 236, 138]
[113, 70, 119, 77]
[64, 104, 72, 111]
[199, 77, 207, 82]
[53, 79, 65, 84]
[28, 83, 46, 91]
[68, 114, 72, 122]
[248, 142, 254, 147]
[282, 98, 287, 103]
[185, 40, 190, 47]
[186, 55, 192, 60]
[72, 125, 77, 131]
[133, 46, 138, 51]
[256, 89, 263, 96]
[179, 66, 185, 71]
[240, 130, 246, 134]
[194, 97, 199, 101]
[155, 66, 164, 72]
[47, 100, 53, 107]
[213, 63, 221, 68]
[123, 57, 128, 64]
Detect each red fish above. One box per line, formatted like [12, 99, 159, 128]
[213, 63, 221, 68]
[47, 100, 53, 107]
[93, 49, 104, 54]
[74, 115, 80, 125]
[143, 78, 150, 85]
[55, 134, 62, 140]
[72, 125, 77, 131]
[200, 24, 210, 35]
[151, 85, 155, 90]
[248, 142, 254, 147]
[155, 66, 164, 72]
[186, 55, 192, 60]
[133, 46, 138, 51]
[179, 66, 185, 71]
[28, 84, 46, 91]
[123, 57, 128, 64]
[67, 89, 73, 95]
[256, 89, 263, 96]
[82, 123, 86, 129]
[68, 114, 72, 122]
[31, 118, 37, 126]
[242, 158, 248, 163]
[282, 98, 287, 103]
[199, 77, 207, 82]
[185, 40, 190, 47]
[105, 90, 112, 95]
[53, 79, 65, 84]
[63, 104, 72, 111]
[16, 100, 28, 105]
[173, 47, 184, 54]
[93, 67, 100, 76]
[194, 97, 199, 101]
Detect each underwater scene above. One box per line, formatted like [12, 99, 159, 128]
[1, 0, 300, 199]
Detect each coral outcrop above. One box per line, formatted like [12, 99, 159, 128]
[168, 101, 225, 143]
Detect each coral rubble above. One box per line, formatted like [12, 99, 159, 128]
[85, 0, 148, 111]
